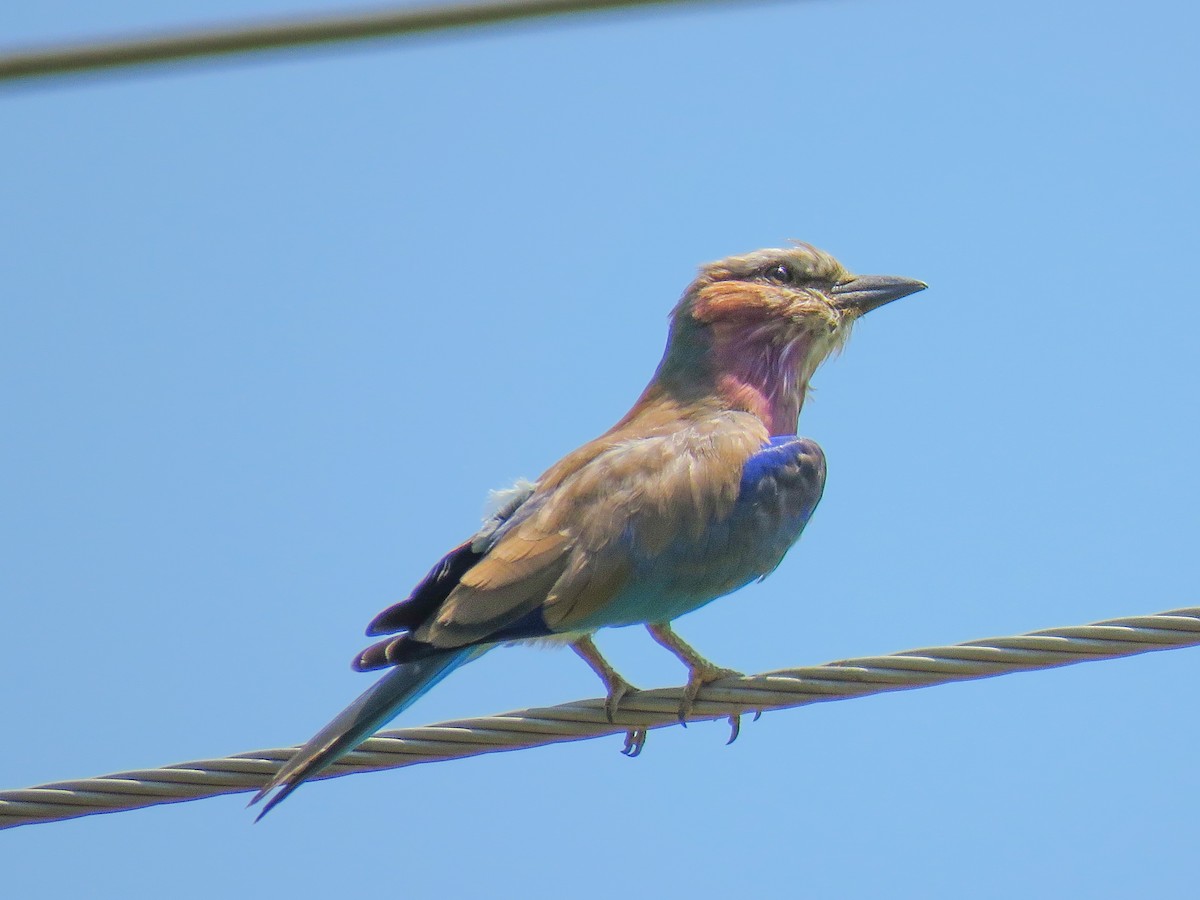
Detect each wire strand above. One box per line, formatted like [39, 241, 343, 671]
[3, 606, 1197, 829]
[0, 0, 741, 83]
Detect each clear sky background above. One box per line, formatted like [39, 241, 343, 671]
[3, 1, 1198, 896]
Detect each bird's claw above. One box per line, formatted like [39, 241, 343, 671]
[621, 729, 647, 757]
[726, 714, 741, 745]
[678, 664, 741, 724]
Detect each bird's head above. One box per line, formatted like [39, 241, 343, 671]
[656, 243, 926, 433]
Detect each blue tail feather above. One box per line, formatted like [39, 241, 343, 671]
[251, 646, 483, 819]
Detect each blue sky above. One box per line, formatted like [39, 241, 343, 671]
[2, 0, 1198, 896]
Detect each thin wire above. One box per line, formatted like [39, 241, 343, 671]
[0, 0, 743, 84]
[2, 607, 1197, 829]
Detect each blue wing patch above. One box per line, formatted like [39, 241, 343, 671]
[739, 436, 826, 502]
[735, 435, 827, 549]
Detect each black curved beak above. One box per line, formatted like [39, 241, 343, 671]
[830, 274, 927, 315]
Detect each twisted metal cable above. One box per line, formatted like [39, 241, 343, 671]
[3, 606, 1197, 830]
[0, 0, 749, 84]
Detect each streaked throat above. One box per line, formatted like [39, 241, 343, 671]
[712, 323, 843, 435]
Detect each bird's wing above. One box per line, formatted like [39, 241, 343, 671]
[413, 413, 769, 646]
[363, 481, 537, 637]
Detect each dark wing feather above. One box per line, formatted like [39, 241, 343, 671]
[354, 481, 539, 669]
[365, 540, 483, 636]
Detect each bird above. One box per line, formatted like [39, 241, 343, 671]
[250, 242, 925, 817]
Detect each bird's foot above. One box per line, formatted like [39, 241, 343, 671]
[622, 729, 647, 757]
[570, 635, 641, 724]
[679, 661, 742, 724]
[597, 670, 646, 756]
[603, 674, 640, 724]
[644, 622, 742, 726]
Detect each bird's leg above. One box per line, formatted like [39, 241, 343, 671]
[646, 623, 742, 726]
[571, 636, 647, 755]
[570, 635, 640, 724]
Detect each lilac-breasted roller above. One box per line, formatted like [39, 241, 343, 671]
[251, 243, 924, 816]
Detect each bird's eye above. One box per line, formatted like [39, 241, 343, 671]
[765, 263, 794, 283]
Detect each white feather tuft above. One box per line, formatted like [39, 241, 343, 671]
[483, 477, 537, 521]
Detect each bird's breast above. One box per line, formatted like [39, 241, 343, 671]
[557, 428, 826, 631]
